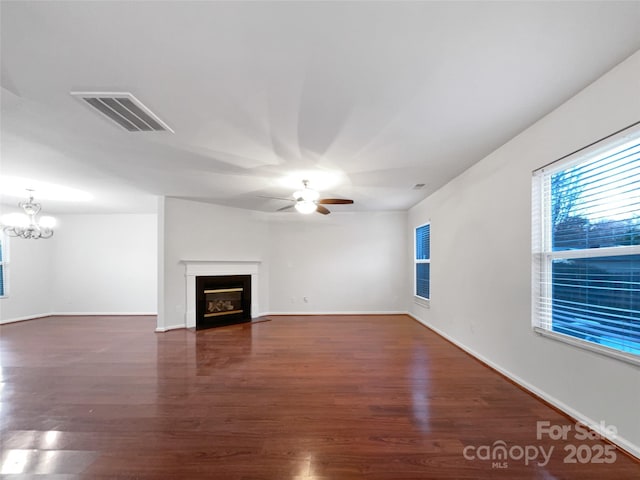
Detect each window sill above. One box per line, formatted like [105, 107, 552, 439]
[533, 327, 640, 367]
[414, 296, 430, 308]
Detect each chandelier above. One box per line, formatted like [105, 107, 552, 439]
[1, 191, 56, 239]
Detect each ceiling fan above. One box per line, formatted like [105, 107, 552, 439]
[265, 180, 354, 215]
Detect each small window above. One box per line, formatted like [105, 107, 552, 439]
[415, 223, 431, 300]
[532, 124, 640, 363]
[0, 235, 6, 297]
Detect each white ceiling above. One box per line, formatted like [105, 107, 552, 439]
[2, 1, 639, 214]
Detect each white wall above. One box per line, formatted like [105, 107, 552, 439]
[1, 213, 157, 322]
[268, 211, 407, 313]
[159, 197, 270, 330]
[159, 198, 408, 329]
[0, 234, 54, 323]
[408, 51, 640, 457]
[51, 214, 158, 314]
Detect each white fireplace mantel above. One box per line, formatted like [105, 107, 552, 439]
[181, 260, 261, 328]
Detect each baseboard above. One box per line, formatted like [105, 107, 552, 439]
[261, 310, 408, 316]
[155, 324, 186, 332]
[52, 312, 158, 316]
[406, 312, 640, 461]
[153, 312, 409, 332]
[0, 313, 51, 325]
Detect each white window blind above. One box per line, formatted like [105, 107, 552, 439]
[415, 223, 430, 299]
[532, 124, 640, 363]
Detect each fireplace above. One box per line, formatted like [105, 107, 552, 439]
[195, 275, 251, 329]
[180, 261, 260, 330]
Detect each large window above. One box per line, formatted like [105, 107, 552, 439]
[532, 124, 640, 363]
[415, 223, 431, 300]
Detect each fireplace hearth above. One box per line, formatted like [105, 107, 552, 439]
[195, 275, 251, 329]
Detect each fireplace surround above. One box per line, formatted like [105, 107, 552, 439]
[182, 260, 260, 329]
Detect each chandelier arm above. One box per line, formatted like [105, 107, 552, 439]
[3, 226, 19, 237]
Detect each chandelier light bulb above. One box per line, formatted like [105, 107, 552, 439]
[39, 216, 57, 229]
[1, 212, 29, 228]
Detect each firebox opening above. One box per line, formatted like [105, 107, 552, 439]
[204, 288, 243, 317]
[196, 275, 251, 329]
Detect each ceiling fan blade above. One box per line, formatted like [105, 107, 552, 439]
[258, 195, 294, 202]
[277, 204, 295, 212]
[316, 205, 331, 215]
[317, 198, 354, 205]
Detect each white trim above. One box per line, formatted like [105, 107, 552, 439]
[407, 311, 640, 460]
[547, 244, 640, 260]
[155, 311, 413, 329]
[0, 313, 50, 325]
[181, 260, 261, 329]
[156, 196, 166, 334]
[414, 221, 431, 300]
[262, 310, 408, 316]
[155, 324, 185, 332]
[413, 296, 430, 308]
[52, 311, 157, 316]
[154, 311, 412, 329]
[534, 327, 640, 367]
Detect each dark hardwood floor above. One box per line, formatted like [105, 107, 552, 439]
[0, 314, 638, 479]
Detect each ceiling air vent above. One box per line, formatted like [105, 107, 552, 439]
[412, 183, 426, 190]
[70, 92, 174, 133]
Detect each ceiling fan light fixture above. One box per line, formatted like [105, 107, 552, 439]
[293, 183, 319, 202]
[294, 200, 317, 214]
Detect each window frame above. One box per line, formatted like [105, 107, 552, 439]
[0, 233, 7, 298]
[414, 222, 431, 302]
[532, 123, 640, 366]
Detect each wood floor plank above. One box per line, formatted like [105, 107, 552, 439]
[0, 314, 637, 478]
